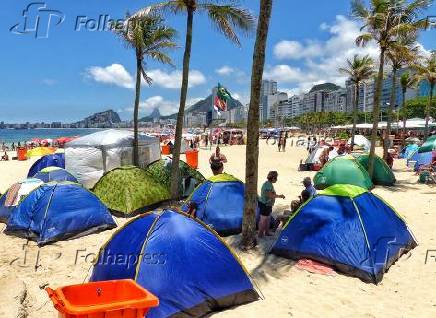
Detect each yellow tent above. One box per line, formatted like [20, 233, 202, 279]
[26, 147, 56, 158]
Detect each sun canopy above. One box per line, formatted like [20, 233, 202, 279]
[65, 129, 161, 188]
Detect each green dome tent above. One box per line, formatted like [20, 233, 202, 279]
[418, 135, 436, 153]
[144, 158, 205, 198]
[314, 155, 373, 190]
[92, 166, 170, 216]
[356, 154, 396, 186]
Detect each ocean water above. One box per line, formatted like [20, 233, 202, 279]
[0, 128, 104, 145]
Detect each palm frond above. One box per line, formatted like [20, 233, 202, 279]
[351, 0, 370, 18]
[200, 3, 255, 46]
[356, 33, 374, 47]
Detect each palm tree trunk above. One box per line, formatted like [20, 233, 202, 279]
[351, 82, 359, 150]
[170, 7, 194, 199]
[424, 82, 434, 139]
[368, 48, 385, 178]
[240, 0, 273, 250]
[133, 54, 142, 166]
[384, 67, 397, 159]
[402, 87, 407, 146]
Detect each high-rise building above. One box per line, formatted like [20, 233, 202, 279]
[261, 80, 277, 96]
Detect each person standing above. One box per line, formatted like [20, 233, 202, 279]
[258, 171, 285, 238]
[282, 132, 288, 152]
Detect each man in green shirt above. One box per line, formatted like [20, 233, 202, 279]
[258, 171, 285, 238]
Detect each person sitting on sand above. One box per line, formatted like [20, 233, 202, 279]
[210, 161, 224, 175]
[277, 189, 311, 226]
[258, 171, 285, 238]
[1, 151, 9, 161]
[209, 146, 227, 165]
[302, 177, 316, 197]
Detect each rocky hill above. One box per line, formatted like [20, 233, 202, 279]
[140, 94, 243, 122]
[73, 109, 121, 128]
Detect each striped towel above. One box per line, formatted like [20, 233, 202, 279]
[4, 183, 21, 207]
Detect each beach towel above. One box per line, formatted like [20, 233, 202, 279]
[4, 183, 21, 207]
[296, 259, 336, 276]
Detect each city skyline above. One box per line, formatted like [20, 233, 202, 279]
[0, 1, 434, 122]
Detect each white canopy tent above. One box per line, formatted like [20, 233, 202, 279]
[65, 129, 161, 188]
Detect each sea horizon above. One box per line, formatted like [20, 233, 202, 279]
[0, 128, 105, 144]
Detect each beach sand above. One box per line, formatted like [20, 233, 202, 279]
[0, 140, 435, 317]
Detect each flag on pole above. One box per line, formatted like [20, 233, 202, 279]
[214, 83, 233, 115]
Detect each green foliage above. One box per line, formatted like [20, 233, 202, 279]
[399, 96, 436, 119]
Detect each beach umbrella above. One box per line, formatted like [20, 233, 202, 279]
[26, 147, 56, 158]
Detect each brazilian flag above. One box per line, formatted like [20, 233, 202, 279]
[214, 83, 233, 114]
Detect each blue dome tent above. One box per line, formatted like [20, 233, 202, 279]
[33, 167, 78, 183]
[271, 184, 417, 284]
[182, 173, 251, 236]
[399, 143, 419, 159]
[0, 178, 43, 223]
[91, 209, 259, 318]
[5, 182, 116, 246]
[27, 153, 65, 177]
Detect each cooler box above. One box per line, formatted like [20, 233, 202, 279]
[17, 147, 27, 161]
[46, 279, 159, 318]
[185, 149, 198, 169]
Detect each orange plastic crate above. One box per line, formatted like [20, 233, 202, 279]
[46, 279, 159, 318]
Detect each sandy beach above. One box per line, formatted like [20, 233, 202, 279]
[0, 140, 435, 318]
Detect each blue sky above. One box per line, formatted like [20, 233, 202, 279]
[0, 0, 435, 122]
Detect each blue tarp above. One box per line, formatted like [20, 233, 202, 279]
[5, 182, 116, 245]
[27, 153, 65, 177]
[91, 209, 258, 318]
[271, 187, 416, 283]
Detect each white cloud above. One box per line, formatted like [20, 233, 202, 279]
[86, 64, 206, 89]
[216, 66, 234, 76]
[146, 69, 206, 88]
[87, 64, 134, 89]
[268, 15, 385, 95]
[274, 40, 322, 60]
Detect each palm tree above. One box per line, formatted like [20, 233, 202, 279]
[339, 54, 374, 149]
[400, 71, 419, 142]
[154, 0, 255, 199]
[240, 0, 273, 250]
[384, 33, 418, 157]
[351, 0, 431, 177]
[112, 11, 176, 165]
[414, 51, 436, 138]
